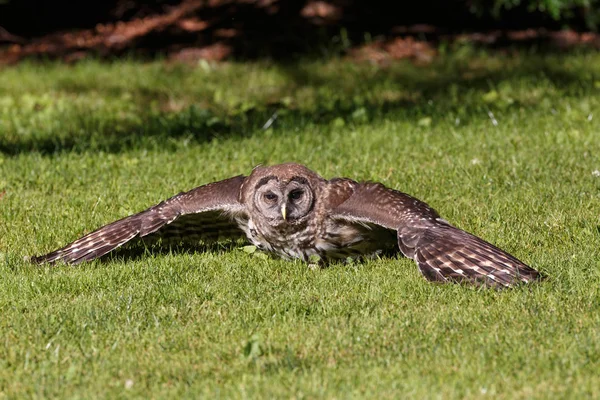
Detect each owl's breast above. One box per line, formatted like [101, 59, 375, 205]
[236, 216, 397, 262]
[237, 216, 319, 261]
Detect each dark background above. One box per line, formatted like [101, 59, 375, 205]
[1, 0, 598, 61]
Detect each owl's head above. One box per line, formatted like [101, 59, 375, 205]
[244, 163, 323, 225]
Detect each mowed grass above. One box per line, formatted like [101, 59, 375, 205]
[1, 50, 600, 398]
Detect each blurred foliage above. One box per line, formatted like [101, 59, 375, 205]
[0, 0, 598, 29]
[470, 0, 600, 30]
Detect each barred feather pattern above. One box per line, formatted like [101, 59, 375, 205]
[32, 211, 153, 265]
[32, 176, 246, 265]
[398, 221, 540, 287]
[31, 208, 244, 265]
[329, 179, 541, 288]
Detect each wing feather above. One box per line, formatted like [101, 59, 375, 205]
[32, 175, 248, 264]
[328, 179, 541, 287]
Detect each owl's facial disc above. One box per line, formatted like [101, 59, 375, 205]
[254, 177, 314, 224]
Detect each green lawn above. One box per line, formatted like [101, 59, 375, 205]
[1, 50, 600, 398]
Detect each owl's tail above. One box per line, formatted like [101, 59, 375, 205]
[401, 222, 542, 287]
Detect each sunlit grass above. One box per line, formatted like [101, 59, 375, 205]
[1, 51, 600, 398]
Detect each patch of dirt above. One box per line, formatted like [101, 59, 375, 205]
[1, 0, 206, 63]
[349, 36, 436, 65]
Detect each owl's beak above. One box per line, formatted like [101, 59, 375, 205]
[281, 203, 287, 221]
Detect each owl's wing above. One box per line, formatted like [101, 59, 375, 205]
[32, 175, 248, 265]
[327, 179, 541, 287]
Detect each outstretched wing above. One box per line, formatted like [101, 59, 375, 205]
[328, 179, 541, 287]
[32, 175, 248, 264]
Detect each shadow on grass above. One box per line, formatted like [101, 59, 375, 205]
[0, 99, 417, 156]
[63, 237, 401, 266]
[1, 52, 595, 156]
[280, 53, 593, 99]
[0, 105, 244, 156]
[92, 241, 243, 264]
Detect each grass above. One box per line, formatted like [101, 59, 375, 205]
[1, 48, 600, 398]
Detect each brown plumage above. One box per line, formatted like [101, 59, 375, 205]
[32, 163, 542, 287]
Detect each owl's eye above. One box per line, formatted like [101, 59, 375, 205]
[289, 190, 304, 201]
[264, 192, 278, 202]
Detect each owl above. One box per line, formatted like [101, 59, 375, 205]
[32, 163, 542, 287]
